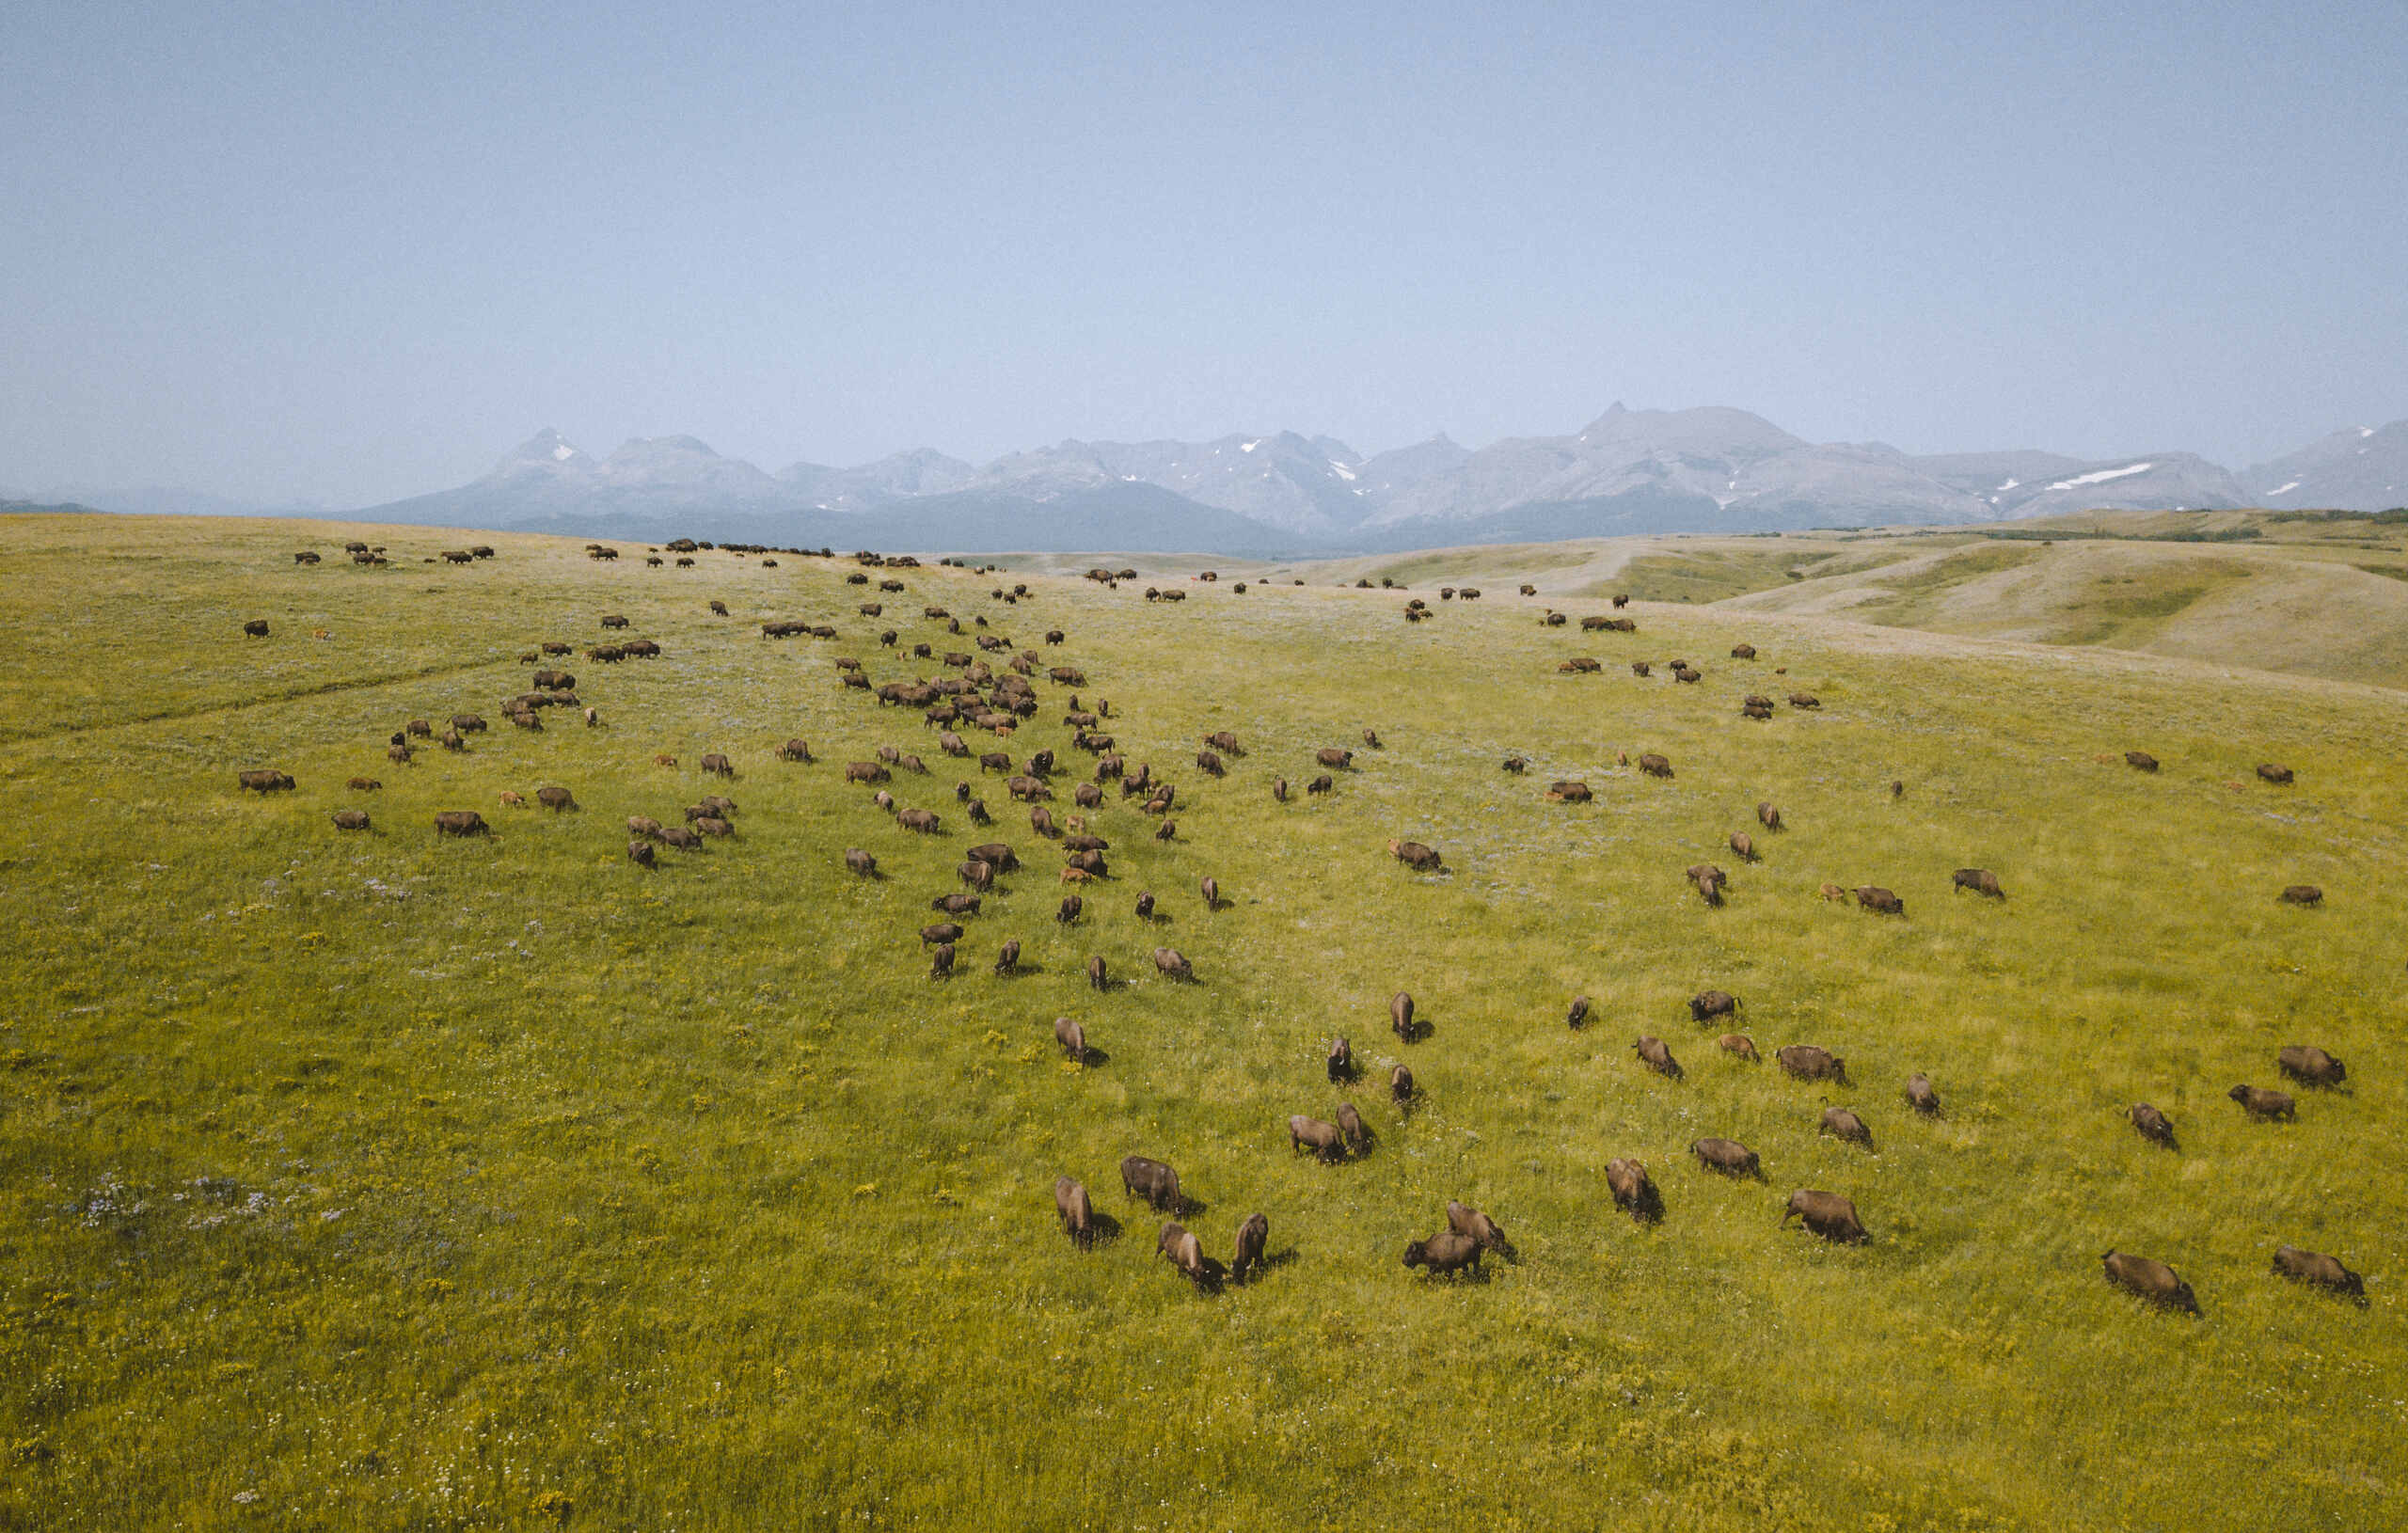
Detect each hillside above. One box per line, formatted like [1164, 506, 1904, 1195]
[3, 515, 2402, 1530]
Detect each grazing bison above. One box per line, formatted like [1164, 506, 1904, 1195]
[1691, 1138, 1762, 1177]
[2228, 1083, 2296, 1121]
[1559, 657, 1602, 674]
[1445, 1201, 1513, 1256]
[898, 807, 941, 833]
[1689, 989, 1736, 1024]
[658, 826, 703, 850]
[2129, 1103, 2177, 1147]
[709, 600, 729, 615]
[1782, 1190, 1867, 1243]
[992, 938, 1020, 974]
[1196, 750, 1225, 777]
[1637, 753, 1672, 779]
[1756, 801, 1782, 832]
[536, 785, 576, 811]
[387, 742, 415, 765]
[404, 719, 433, 738]
[1634, 1035, 1682, 1079]
[1403, 1230, 1483, 1277]
[243, 619, 270, 638]
[1778, 1045, 1848, 1083]
[1158, 1223, 1216, 1291]
[626, 839, 656, 867]
[1731, 643, 1756, 659]
[1904, 1074, 1941, 1115]
[1952, 868, 2004, 897]
[1390, 992, 1415, 1041]
[1336, 1101, 1372, 1153]
[2125, 751, 2159, 771]
[777, 738, 814, 762]
[920, 923, 965, 948]
[1199, 876, 1220, 910]
[1607, 1158, 1661, 1223]
[433, 810, 489, 837]
[1545, 780, 1592, 802]
[1316, 747, 1354, 770]
[928, 943, 955, 979]
[1788, 693, 1820, 709]
[2276, 1045, 2345, 1087]
[1629, 660, 1650, 676]
[1390, 1062, 1414, 1104]
[2272, 1245, 2364, 1300]
[1085, 954, 1106, 989]
[1855, 886, 1904, 915]
[1120, 1155, 1183, 1213]
[932, 893, 980, 915]
[1729, 830, 1757, 861]
[1388, 839, 1442, 872]
[1152, 947, 1194, 981]
[1501, 755, 1529, 775]
[1326, 1035, 1354, 1083]
[2257, 763, 2294, 785]
[1054, 1016, 1087, 1063]
[1566, 995, 1590, 1029]
[1058, 894, 1084, 925]
[2102, 1251, 2198, 1314]
[701, 753, 735, 779]
[1054, 1177, 1096, 1248]
[347, 777, 381, 791]
[1232, 1213, 1269, 1284]
[601, 614, 628, 629]
[843, 847, 877, 876]
[1290, 1115, 1346, 1161]
[1820, 1107, 1874, 1148]
[331, 810, 370, 830]
[1307, 774, 1334, 796]
[846, 762, 891, 785]
[237, 769, 296, 793]
[2280, 884, 2323, 906]
[967, 841, 1021, 871]
[441, 729, 465, 751]
[1719, 1033, 1761, 1062]
[452, 714, 489, 734]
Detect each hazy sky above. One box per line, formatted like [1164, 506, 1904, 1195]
[5, 0, 2403, 506]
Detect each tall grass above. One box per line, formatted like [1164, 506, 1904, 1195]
[2, 514, 2401, 1530]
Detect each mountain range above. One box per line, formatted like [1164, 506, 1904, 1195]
[26, 405, 2408, 554]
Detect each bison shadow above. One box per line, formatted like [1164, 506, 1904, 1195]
[1327, 1061, 1360, 1085]
[1069, 1045, 1111, 1067]
[1086, 1210, 1127, 1246]
[1394, 1019, 1434, 1045]
[1233, 1246, 1302, 1286]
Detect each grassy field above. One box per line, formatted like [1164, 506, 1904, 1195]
[4, 514, 2403, 1531]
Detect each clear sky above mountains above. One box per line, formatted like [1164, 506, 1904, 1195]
[4, 0, 2403, 507]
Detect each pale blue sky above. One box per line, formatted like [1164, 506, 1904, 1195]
[4, 0, 2402, 505]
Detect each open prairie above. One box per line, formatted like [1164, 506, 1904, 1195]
[4, 514, 2402, 1531]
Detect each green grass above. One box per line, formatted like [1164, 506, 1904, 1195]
[2041, 560, 2258, 646]
[4, 515, 2404, 1530]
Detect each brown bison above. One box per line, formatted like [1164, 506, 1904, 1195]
[330, 809, 370, 830]
[1545, 780, 1592, 802]
[1778, 1044, 1848, 1083]
[1152, 947, 1194, 981]
[1232, 1212, 1269, 1284]
[1904, 1074, 1941, 1115]
[846, 762, 891, 785]
[1316, 747, 1354, 770]
[1388, 839, 1442, 872]
[387, 742, 415, 764]
[1607, 1158, 1661, 1223]
[897, 808, 941, 833]
[1054, 1016, 1088, 1063]
[1637, 752, 1672, 779]
[1390, 1062, 1414, 1104]
[1157, 1223, 1216, 1292]
[844, 847, 877, 876]
[1445, 1201, 1513, 1256]
[2124, 751, 2159, 771]
[920, 922, 964, 948]
[1855, 886, 1903, 915]
[1390, 992, 1415, 1041]
[701, 753, 735, 779]
[1756, 801, 1782, 831]
[433, 810, 489, 837]
[777, 738, 814, 762]
[243, 619, 270, 638]
[347, 777, 381, 791]
[1085, 954, 1105, 989]
[1719, 1034, 1760, 1063]
[1691, 1138, 1761, 1177]
[967, 841, 1022, 870]
[1058, 894, 1084, 925]
[1559, 657, 1602, 674]
[2279, 884, 2323, 906]
[1290, 1114, 1345, 1161]
[1729, 830, 1757, 861]
[928, 942, 955, 979]
[2102, 1251, 2198, 1314]
[1199, 876, 1221, 910]
[2228, 1083, 2295, 1121]
[658, 826, 703, 850]
[626, 839, 656, 866]
[1688, 989, 1736, 1024]
[1336, 1102, 1372, 1154]
[1307, 774, 1334, 795]
[1788, 693, 1820, 709]
[1782, 1190, 1867, 1243]
[932, 893, 980, 915]
[1403, 1230, 1483, 1277]
[1634, 1035, 1682, 1079]
[1952, 868, 2003, 897]
[2272, 1245, 2364, 1300]
[536, 785, 576, 812]
[2256, 763, 2293, 785]
[1565, 995, 1590, 1029]
[1120, 1155, 1183, 1213]
[1731, 643, 1756, 659]
[2129, 1103, 2177, 1148]
[1196, 750, 1225, 777]
[1326, 1035, 1353, 1083]
[1054, 1177, 1096, 1248]
[1819, 1107, 1874, 1148]
[2276, 1045, 2345, 1087]
[237, 769, 296, 793]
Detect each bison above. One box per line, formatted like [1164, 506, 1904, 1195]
[1904, 1074, 1941, 1115]
[1054, 1177, 1096, 1248]
[330, 809, 370, 830]
[1231, 1212, 1269, 1284]
[2272, 1245, 2364, 1300]
[237, 769, 295, 793]
[2125, 751, 2159, 772]
[1778, 1044, 1847, 1083]
[658, 826, 703, 850]
[1157, 1223, 1217, 1292]
[1719, 1034, 1760, 1062]
[897, 807, 941, 833]
[2256, 763, 2293, 785]
[1855, 886, 1903, 915]
[993, 938, 1020, 974]
[2228, 1083, 2295, 1121]
[1336, 1102, 1372, 1154]
[243, 619, 270, 638]
[1636, 752, 1674, 781]
[1316, 748, 1354, 770]
[1403, 1231, 1483, 1277]
[1085, 954, 1105, 989]
[843, 847, 877, 876]
[1289, 1114, 1345, 1161]
[1120, 1155, 1183, 1214]
[626, 839, 656, 867]
[347, 777, 381, 791]
[1390, 992, 1415, 1041]
[777, 738, 814, 763]
[1691, 1138, 1761, 1177]
[1688, 989, 1736, 1024]
[1607, 1158, 1661, 1223]
[846, 762, 891, 785]
[1054, 1016, 1087, 1063]
[2101, 1251, 2198, 1314]
[2279, 884, 2323, 906]
[433, 810, 489, 837]
[1544, 780, 1592, 802]
[1782, 1190, 1867, 1243]
[2128, 1103, 2177, 1147]
[1634, 1035, 1682, 1079]
[928, 942, 956, 979]
[1729, 831, 1757, 861]
[1952, 868, 2003, 897]
[1152, 947, 1193, 981]
[1819, 1107, 1874, 1148]
[1390, 1062, 1414, 1104]
[701, 753, 735, 779]
[2276, 1045, 2345, 1087]
[1388, 839, 1442, 872]
[1445, 1201, 1513, 1256]
[536, 785, 576, 812]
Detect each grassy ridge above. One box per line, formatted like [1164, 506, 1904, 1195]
[3, 515, 2403, 1530]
